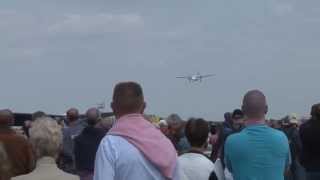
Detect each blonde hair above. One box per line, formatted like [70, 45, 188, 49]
[29, 117, 62, 159]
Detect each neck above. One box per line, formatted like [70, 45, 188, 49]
[190, 146, 206, 153]
[115, 112, 142, 119]
[245, 118, 265, 126]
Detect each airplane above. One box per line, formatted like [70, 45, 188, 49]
[176, 73, 215, 82]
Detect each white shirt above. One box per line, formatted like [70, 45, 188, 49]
[179, 153, 216, 180]
[94, 135, 181, 180]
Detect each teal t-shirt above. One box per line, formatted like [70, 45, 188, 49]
[225, 124, 290, 180]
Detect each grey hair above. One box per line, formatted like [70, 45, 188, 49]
[29, 117, 62, 159]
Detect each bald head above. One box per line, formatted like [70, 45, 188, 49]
[111, 82, 145, 117]
[0, 109, 14, 127]
[242, 90, 268, 119]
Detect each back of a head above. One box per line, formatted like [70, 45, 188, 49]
[86, 107, 100, 125]
[185, 118, 209, 148]
[32, 111, 46, 121]
[29, 117, 62, 159]
[311, 103, 320, 122]
[242, 90, 268, 119]
[112, 82, 145, 116]
[167, 114, 183, 126]
[232, 109, 244, 119]
[0, 109, 14, 128]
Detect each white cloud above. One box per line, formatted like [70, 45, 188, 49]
[48, 13, 144, 34]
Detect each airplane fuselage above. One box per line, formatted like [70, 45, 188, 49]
[176, 73, 215, 83]
[189, 75, 202, 82]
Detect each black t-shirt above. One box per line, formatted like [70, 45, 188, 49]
[300, 120, 320, 172]
[74, 126, 106, 172]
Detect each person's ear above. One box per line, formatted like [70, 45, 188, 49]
[111, 102, 115, 112]
[241, 105, 246, 115]
[141, 102, 146, 113]
[265, 105, 268, 114]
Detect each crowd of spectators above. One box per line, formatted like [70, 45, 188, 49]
[0, 81, 319, 180]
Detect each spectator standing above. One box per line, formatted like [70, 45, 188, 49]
[300, 103, 320, 180]
[0, 109, 34, 178]
[179, 118, 220, 180]
[74, 108, 106, 180]
[61, 108, 86, 174]
[167, 114, 191, 154]
[0, 142, 11, 180]
[282, 114, 305, 180]
[12, 117, 78, 180]
[224, 90, 290, 180]
[94, 82, 180, 180]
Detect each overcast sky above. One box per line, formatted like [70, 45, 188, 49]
[0, 0, 319, 120]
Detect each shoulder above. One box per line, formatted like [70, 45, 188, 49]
[225, 131, 243, 146]
[179, 153, 213, 165]
[60, 172, 79, 180]
[98, 135, 128, 156]
[9, 133, 31, 146]
[300, 122, 312, 133]
[268, 127, 288, 141]
[62, 127, 70, 135]
[11, 175, 28, 180]
[96, 128, 106, 139]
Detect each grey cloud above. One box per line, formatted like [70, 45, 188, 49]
[0, 0, 320, 120]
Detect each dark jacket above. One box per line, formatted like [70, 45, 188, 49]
[0, 128, 34, 178]
[74, 126, 106, 172]
[300, 120, 320, 172]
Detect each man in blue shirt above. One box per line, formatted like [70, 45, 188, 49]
[224, 90, 290, 180]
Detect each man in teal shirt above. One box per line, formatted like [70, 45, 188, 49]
[225, 90, 290, 180]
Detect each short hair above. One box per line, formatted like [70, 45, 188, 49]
[185, 118, 209, 148]
[67, 108, 79, 115]
[242, 90, 268, 118]
[232, 109, 244, 119]
[29, 117, 62, 159]
[167, 114, 183, 125]
[86, 108, 100, 117]
[112, 82, 144, 112]
[311, 103, 320, 120]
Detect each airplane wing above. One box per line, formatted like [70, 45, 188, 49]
[176, 76, 189, 79]
[200, 74, 216, 78]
